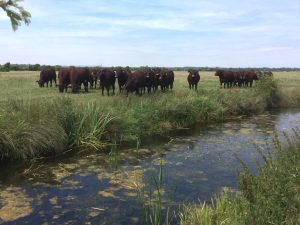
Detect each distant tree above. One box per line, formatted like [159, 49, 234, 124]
[0, 0, 31, 31]
[28, 64, 40, 71]
[0, 62, 11, 71]
[3, 62, 11, 71]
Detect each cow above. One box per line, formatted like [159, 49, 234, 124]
[244, 70, 258, 88]
[90, 68, 101, 89]
[235, 71, 246, 87]
[156, 68, 175, 91]
[96, 68, 116, 96]
[153, 67, 162, 91]
[70, 67, 90, 93]
[124, 70, 147, 96]
[165, 69, 174, 90]
[58, 68, 71, 93]
[187, 69, 200, 90]
[37, 67, 56, 87]
[215, 70, 235, 88]
[143, 68, 156, 93]
[115, 67, 131, 93]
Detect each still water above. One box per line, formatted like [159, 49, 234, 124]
[0, 110, 300, 225]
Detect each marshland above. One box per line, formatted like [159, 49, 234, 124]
[0, 70, 300, 224]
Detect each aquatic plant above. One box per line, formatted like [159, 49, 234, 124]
[138, 159, 171, 225]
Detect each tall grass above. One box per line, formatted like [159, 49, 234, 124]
[0, 97, 115, 161]
[0, 72, 297, 161]
[180, 129, 300, 225]
[138, 159, 171, 225]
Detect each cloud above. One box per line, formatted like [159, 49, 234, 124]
[0, 0, 299, 67]
[257, 47, 293, 52]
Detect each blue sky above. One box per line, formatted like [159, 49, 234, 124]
[0, 0, 299, 67]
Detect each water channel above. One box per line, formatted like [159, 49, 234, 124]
[1, 110, 300, 225]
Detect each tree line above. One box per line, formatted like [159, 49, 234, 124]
[0, 63, 300, 72]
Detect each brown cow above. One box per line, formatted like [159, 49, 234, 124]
[58, 68, 71, 93]
[37, 67, 56, 87]
[125, 70, 147, 96]
[215, 70, 235, 88]
[244, 70, 258, 87]
[70, 67, 90, 93]
[96, 68, 116, 96]
[115, 67, 131, 94]
[187, 69, 200, 90]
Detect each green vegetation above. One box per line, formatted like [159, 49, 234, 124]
[0, 71, 300, 161]
[179, 130, 300, 225]
[139, 160, 171, 225]
[0, 97, 114, 161]
[0, 0, 31, 31]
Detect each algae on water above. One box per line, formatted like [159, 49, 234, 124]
[0, 187, 33, 222]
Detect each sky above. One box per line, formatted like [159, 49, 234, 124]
[0, 0, 299, 67]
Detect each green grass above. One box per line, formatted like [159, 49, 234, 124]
[0, 71, 300, 161]
[179, 130, 300, 225]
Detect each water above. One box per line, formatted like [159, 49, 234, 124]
[0, 110, 300, 225]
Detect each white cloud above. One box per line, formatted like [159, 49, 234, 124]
[0, 0, 300, 67]
[257, 47, 292, 52]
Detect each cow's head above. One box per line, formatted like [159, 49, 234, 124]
[36, 80, 43, 87]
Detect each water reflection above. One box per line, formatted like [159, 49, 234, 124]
[1, 110, 300, 224]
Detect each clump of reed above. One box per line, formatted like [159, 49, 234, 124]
[0, 97, 115, 161]
[138, 159, 171, 225]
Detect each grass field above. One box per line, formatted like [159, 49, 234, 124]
[0, 70, 300, 161]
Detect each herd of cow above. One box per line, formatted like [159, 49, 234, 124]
[215, 70, 273, 88]
[36, 67, 272, 95]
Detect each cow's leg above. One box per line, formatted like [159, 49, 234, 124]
[106, 87, 110, 96]
[112, 85, 115, 95]
[101, 86, 104, 95]
[84, 81, 88, 92]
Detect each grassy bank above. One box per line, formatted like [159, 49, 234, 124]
[0, 71, 300, 161]
[179, 130, 300, 225]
